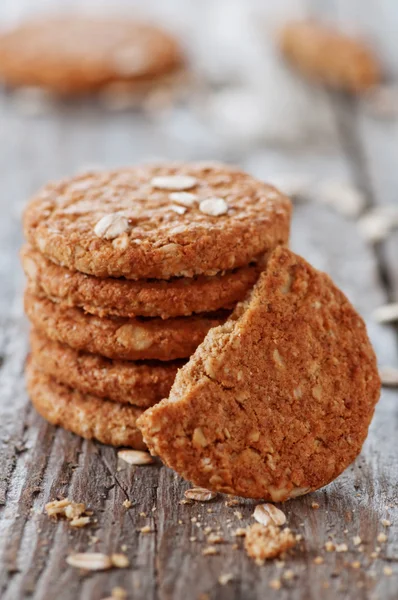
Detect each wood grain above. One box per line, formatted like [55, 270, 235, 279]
[0, 1, 397, 599]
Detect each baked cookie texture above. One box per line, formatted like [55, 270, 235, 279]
[21, 245, 261, 319]
[26, 361, 146, 449]
[0, 17, 183, 94]
[279, 20, 381, 93]
[25, 288, 227, 362]
[30, 330, 182, 407]
[138, 247, 380, 500]
[23, 162, 291, 280]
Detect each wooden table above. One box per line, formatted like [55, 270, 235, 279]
[0, 1, 397, 599]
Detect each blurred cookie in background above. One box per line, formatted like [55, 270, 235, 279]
[279, 20, 381, 94]
[0, 16, 186, 105]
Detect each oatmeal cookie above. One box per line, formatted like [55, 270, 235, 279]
[25, 288, 227, 362]
[23, 162, 291, 280]
[0, 17, 183, 94]
[21, 245, 261, 319]
[30, 329, 182, 406]
[138, 247, 380, 500]
[26, 361, 146, 448]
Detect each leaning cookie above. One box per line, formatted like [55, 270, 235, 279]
[23, 162, 291, 280]
[26, 361, 146, 449]
[0, 17, 184, 95]
[138, 247, 380, 500]
[21, 245, 261, 319]
[25, 288, 228, 362]
[30, 329, 183, 407]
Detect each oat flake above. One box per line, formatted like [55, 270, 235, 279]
[184, 487, 217, 502]
[253, 503, 286, 526]
[117, 450, 154, 465]
[151, 175, 197, 191]
[199, 197, 228, 216]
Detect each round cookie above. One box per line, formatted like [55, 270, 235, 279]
[25, 288, 228, 362]
[138, 247, 380, 500]
[30, 329, 183, 407]
[23, 162, 291, 280]
[0, 17, 183, 95]
[26, 361, 146, 449]
[279, 21, 381, 94]
[21, 245, 261, 319]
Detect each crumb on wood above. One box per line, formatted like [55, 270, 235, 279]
[244, 524, 296, 562]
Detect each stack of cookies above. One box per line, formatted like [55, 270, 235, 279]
[22, 162, 291, 449]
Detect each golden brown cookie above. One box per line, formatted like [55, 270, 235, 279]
[25, 288, 227, 362]
[138, 247, 380, 500]
[26, 361, 146, 449]
[279, 20, 381, 94]
[30, 329, 182, 407]
[23, 162, 291, 280]
[0, 17, 183, 95]
[21, 245, 261, 319]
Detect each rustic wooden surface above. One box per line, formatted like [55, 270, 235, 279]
[0, 1, 397, 599]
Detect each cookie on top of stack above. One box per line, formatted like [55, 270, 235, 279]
[22, 162, 292, 448]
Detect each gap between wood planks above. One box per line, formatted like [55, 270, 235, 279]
[328, 91, 398, 350]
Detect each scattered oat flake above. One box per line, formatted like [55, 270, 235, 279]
[170, 204, 187, 215]
[199, 197, 228, 216]
[253, 504, 286, 527]
[139, 525, 153, 534]
[269, 579, 282, 590]
[314, 556, 324, 565]
[377, 532, 388, 543]
[373, 303, 398, 324]
[353, 536, 362, 546]
[383, 566, 393, 576]
[169, 191, 198, 206]
[202, 546, 218, 556]
[117, 450, 154, 465]
[311, 502, 320, 509]
[335, 543, 348, 553]
[94, 213, 129, 240]
[66, 553, 113, 571]
[151, 175, 197, 191]
[312, 180, 365, 218]
[379, 366, 398, 388]
[111, 554, 129, 568]
[218, 573, 234, 585]
[184, 487, 217, 502]
[123, 499, 132, 509]
[358, 212, 391, 243]
[381, 519, 391, 527]
[325, 541, 336, 552]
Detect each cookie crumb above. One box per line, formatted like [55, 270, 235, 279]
[325, 542, 336, 552]
[335, 543, 348, 553]
[269, 579, 282, 590]
[377, 533, 388, 543]
[244, 524, 296, 561]
[218, 573, 234, 585]
[139, 525, 153, 534]
[351, 561, 361, 569]
[225, 498, 240, 507]
[207, 534, 224, 544]
[202, 546, 218, 556]
[112, 587, 127, 599]
[381, 519, 391, 527]
[313, 556, 324, 565]
[383, 566, 393, 576]
[234, 528, 247, 537]
[234, 510, 243, 520]
[111, 554, 129, 568]
[45, 498, 91, 527]
[311, 502, 320, 510]
[122, 500, 132, 509]
[283, 569, 295, 580]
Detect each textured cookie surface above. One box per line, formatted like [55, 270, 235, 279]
[22, 245, 261, 319]
[0, 17, 183, 94]
[138, 247, 380, 500]
[25, 288, 227, 362]
[30, 329, 182, 406]
[23, 162, 291, 280]
[279, 20, 381, 93]
[26, 361, 146, 449]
